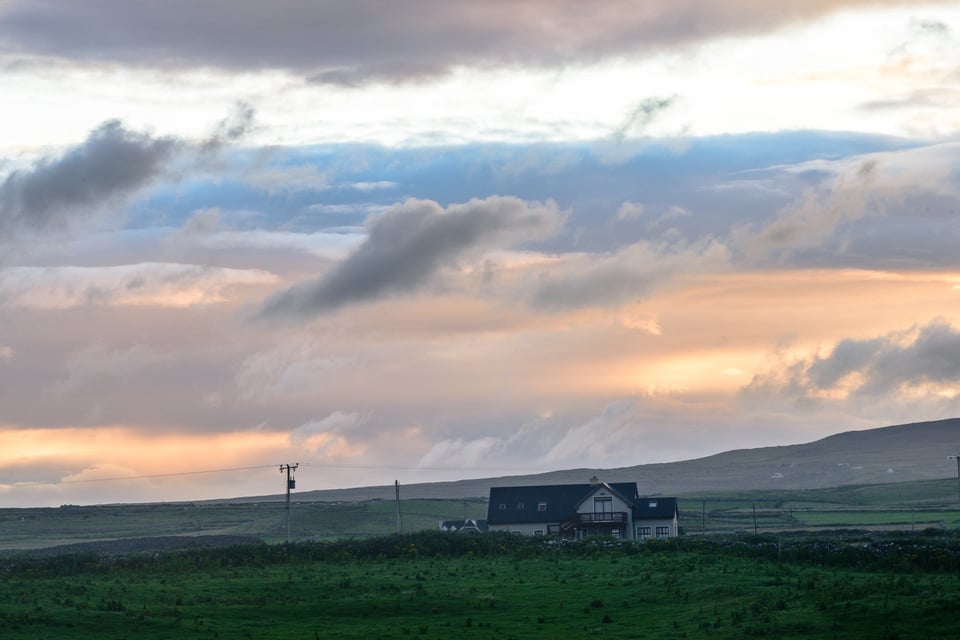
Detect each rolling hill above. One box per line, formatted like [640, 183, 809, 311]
[281, 417, 960, 501]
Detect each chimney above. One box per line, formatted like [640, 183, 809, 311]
[589, 475, 600, 485]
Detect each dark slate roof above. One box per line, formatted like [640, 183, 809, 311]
[632, 496, 678, 520]
[487, 483, 639, 525]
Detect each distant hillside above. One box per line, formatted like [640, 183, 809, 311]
[236, 417, 960, 502]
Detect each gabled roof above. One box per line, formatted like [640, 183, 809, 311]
[632, 496, 678, 520]
[487, 482, 639, 525]
[573, 482, 638, 512]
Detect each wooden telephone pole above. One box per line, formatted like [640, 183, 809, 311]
[280, 463, 299, 543]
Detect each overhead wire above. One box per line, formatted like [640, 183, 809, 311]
[7, 461, 550, 488]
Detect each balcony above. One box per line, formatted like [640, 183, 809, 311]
[575, 511, 627, 525]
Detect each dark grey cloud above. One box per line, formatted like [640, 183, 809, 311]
[0, 0, 943, 84]
[806, 336, 888, 388]
[0, 105, 256, 246]
[857, 322, 960, 396]
[257, 196, 564, 320]
[201, 102, 256, 153]
[748, 321, 960, 401]
[612, 96, 677, 143]
[0, 121, 178, 239]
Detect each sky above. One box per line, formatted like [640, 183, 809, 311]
[2, 0, 960, 507]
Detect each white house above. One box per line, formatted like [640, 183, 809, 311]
[486, 478, 678, 540]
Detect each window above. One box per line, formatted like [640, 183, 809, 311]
[499, 503, 506, 510]
[534, 529, 544, 536]
[637, 526, 651, 539]
[594, 496, 612, 513]
[538, 501, 547, 511]
[649, 501, 658, 508]
[656, 526, 670, 538]
[517, 502, 525, 510]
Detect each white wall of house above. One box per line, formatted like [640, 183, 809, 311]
[488, 523, 554, 536]
[634, 516, 678, 539]
[574, 487, 633, 516]
[575, 486, 635, 537]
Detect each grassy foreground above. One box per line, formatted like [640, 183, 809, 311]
[3, 531, 960, 639]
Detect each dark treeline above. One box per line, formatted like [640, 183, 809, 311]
[4, 528, 960, 579]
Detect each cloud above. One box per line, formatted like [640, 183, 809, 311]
[733, 143, 960, 262]
[614, 201, 645, 222]
[347, 181, 398, 192]
[0, 106, 256, 247]
[244, 164, 329, 195]
[56, 343, 174, 394]
[744, 320, 960, 403]
[612, 96, 677, 143]
[257, 196, 565, 320]
[0, 120, 177, 240]
[858, 87, 960, 117]
[289, 411, 365, 456]
[528, 238, 729, 311]
[0, 263, 278, 309]
[201, 101, 255, 153]
[0, 1, 945, 84]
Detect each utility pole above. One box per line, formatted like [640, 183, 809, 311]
[280, 463, 299, 543]
[395, 480, 402, 535]
[949, 456, 960, 502]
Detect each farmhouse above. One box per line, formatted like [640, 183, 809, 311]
[486, 478, 678, 540]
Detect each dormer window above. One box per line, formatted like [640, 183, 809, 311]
[649, 501, 657, 508]
[499, 503, 506, 510]
[517, 502, 525, 510]
[538, 502, 547, 511]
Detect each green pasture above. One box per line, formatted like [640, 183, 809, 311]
[3, 532, 960, 639]
[0, 499, 488, 550]
[679, 477, 960, 534]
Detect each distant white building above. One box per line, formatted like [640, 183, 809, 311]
[438, 518, 488, 533]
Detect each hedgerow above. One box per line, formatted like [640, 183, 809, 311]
[5, 528, 960, 579]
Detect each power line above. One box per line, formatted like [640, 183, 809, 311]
[14, 464, 280, 487]
[299, 462, 548, 472]
[7, 460, 554, 489]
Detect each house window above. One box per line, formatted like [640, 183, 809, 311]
[649, 501, 658, 508]
[637, 526, 651, 539]
[534, 529, 544, 536]
[517, 502, 525, 510]
[538, 501, 547, 511]
[594, 496, 612, 513]
[499, 503, 506, 510]
[656, 526, 670, 538]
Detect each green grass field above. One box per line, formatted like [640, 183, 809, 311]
[4, 478, 960, 551]
[679, 477, 960, 534]
[3, 532, 960, 639]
